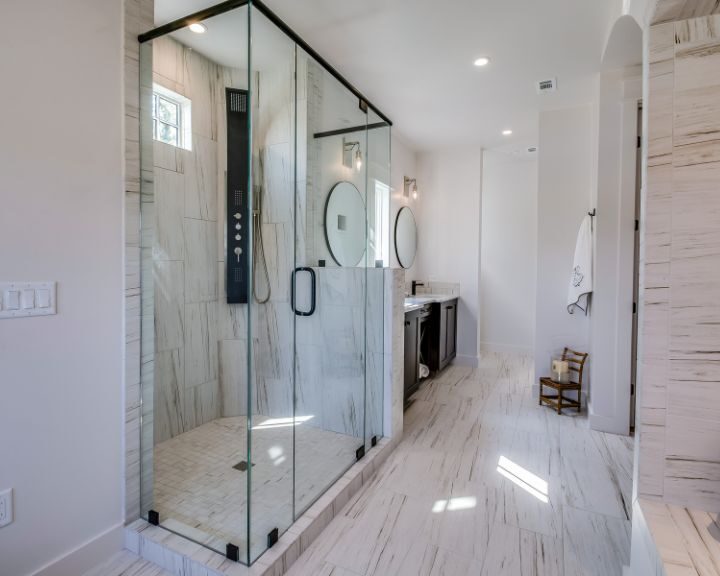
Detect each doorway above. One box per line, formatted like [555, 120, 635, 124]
[630, 102, 642, 431]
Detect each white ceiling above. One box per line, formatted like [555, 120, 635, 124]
[155, 0, 617, 152]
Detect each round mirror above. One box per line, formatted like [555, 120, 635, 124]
[324, 181, 366, 267]
[395, 207, 417, 269]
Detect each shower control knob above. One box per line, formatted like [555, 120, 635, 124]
[235, 223, 241, 230]
[235, 234, 241, 241]
[234, 247, 242, 255]
[234, 213, 241, 219]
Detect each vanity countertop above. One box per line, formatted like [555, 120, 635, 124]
[404, 294, 457, 313]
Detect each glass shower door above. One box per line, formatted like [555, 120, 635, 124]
[246, 4, 297, 564]
[364, 108, 390, 450]
[292, 47, 368, 517]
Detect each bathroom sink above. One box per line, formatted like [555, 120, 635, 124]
[405, 296, 434, 305]
[404, 296, 435, 312]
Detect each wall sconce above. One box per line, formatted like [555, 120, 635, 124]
[343, 138, 363, 171]
[404, 176, 418, 200]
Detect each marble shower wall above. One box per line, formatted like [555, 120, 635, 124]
[151, 36, 249, 443]
[292, 267, 385, 438]
[150, 36, 386, 443]
[125, 0, 154, 523]
[638, 13, 720, 510]
[246, 47, 298, 422]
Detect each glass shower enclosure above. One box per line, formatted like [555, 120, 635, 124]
[137, 0, 391, 566]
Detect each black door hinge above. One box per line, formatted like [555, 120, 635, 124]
[356, 445, 365, 461]
[635, 219, 639, 231]
[148, 510, 159, 526]
[371, 435, 378, 447]
[633, 302, 637, 314]
[226, 543, 240, 562]
[267, 527, 279, 548]
[637, 136, 642, 149]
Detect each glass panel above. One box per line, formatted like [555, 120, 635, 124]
[293, 46, 367, 519]
[157, 96, 179, 125]
[139, 5, 251, 563]
[157, 122, 178, 146]
[140, 1, 390, 567]
[247, 5, 297, 564]
[365, 108, 390, 449]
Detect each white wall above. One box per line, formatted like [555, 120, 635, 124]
[0, 1, 125, 575]
[480, 151, 538, 354]
[590, 65, 642, 435]
[415, 146, 483, 365]
[534, 106, 594, 386]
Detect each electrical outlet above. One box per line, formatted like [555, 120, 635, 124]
[0, 488, 13, 528]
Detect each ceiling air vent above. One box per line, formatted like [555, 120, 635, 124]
[536, 78, 557, 94]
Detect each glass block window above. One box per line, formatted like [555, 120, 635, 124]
[152, 84, 192, 150]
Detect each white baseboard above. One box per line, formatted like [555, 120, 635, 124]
[453, 354, 479, 367]
[479, 342, 534, 355]
[30, 523, 124, 576]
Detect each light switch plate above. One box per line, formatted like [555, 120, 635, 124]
[0, 488, 12, 528]
[0, 282, 56, 319]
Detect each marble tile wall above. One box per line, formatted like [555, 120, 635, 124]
[407, 280, 461, 296]
[291, 267, 385, 438]
[150, 36, 299, 440]
[149, 36, 387, 442]
[639, 13, 720, 511]
[150, 36, 228, 443]
[125, 0, 154, 524]
[652, 0, 720, 24]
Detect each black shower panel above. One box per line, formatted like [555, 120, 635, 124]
[226, 87, 250, 304]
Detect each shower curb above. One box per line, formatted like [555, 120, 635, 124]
[124, 437, 395, 575]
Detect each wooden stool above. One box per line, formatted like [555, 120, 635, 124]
[539, 348, 588, 415]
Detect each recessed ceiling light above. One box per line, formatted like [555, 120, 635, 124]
[502, 129, 513, 136]
[189, 22, 207, 33]
[474, 57, 490, 67]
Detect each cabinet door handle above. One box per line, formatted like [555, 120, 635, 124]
[446, 305, 454, 310]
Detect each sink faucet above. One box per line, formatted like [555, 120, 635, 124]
[411, 280, 424, 296]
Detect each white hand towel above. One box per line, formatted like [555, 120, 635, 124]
[567, 214, 593, 315]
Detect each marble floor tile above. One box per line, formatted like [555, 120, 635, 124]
[324, 487, 431, 575]
[288, 353, 634, 576]
[153, 415, 360, 561]
[390, 538, 485, 576]
[560, 430, 632, 521]
[424, 480, 501, 561]
[480, 522, 563, 576]
[563, 505, 631, 576]
[82, 550, 173, 576]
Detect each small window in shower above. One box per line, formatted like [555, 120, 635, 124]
[152, 84, 192, 151]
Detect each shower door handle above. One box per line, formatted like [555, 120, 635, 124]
[291, 267, 316, 317]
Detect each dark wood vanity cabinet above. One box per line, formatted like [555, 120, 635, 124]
[404, 298, 458, 406]
[426, 298, 459, 374]
[437, 299, 457, 371]
[404, 311, 419, 403]
[404, 304, 432, 406]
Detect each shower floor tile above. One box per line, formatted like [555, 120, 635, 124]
[152, 415, 361, 561]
